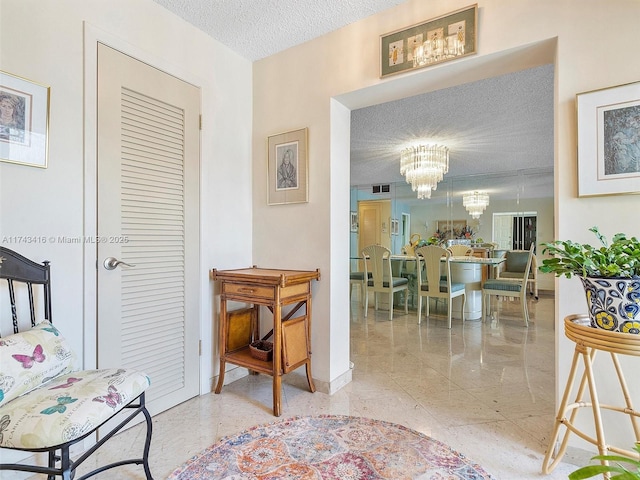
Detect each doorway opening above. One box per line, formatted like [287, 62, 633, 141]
[492, 212, 537, 251]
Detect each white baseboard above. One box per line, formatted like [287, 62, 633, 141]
[210, 364, 353, 396]
[315, 365, 353, 395]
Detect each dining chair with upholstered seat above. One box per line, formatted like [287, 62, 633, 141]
[447, 245, 474, 256]
[495, 247, 539, 299]
[362, 244, 408, 321]
[482, 244, 535, 326]
[415, 245, 466, 328]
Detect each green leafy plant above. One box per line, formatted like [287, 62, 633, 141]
[426, 236, 440, 245]
[569, 443, 640, 479]
[540, 226, 640, 279]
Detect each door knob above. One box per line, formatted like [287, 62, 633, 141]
[103, 257, 136, 270]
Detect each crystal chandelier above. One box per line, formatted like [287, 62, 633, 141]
[463, 191, 490, 219]
[400, 145, 449, 199]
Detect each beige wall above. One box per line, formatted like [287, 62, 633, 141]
[0, 0, 254, 393]
[253, 0, 640, 449]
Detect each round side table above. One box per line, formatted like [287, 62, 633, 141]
[542, 314, 640, 474]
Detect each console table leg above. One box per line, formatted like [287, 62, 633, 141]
[305, 361, 316, 393]
[214, 359, 226, 394]
[273, 375, 282, 416]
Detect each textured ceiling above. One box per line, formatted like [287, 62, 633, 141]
[351, 64, 555, 204]
[152, 0, 555, 205]
[151, 0, 406, 61]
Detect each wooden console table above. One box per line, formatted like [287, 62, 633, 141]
[542, 314, 640, 474]
[210, 266, 320, 416]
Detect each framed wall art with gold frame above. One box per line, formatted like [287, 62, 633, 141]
[267, 127, 308, 205]
[380, 4, 477, 78]
[0, 70, 50, 168]
[436, 219, 467, 240]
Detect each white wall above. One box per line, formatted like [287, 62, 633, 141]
[0, 0, 253, 392]
[253, 0, 640, 451]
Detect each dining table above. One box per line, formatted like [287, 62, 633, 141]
[351, 253, 506, 320]
[389, 254, 506, 320]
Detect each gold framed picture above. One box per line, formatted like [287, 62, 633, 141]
[0, 70, 50, 168]
[380, 4, 477, 78]
[267, 127, 308, 205]
[436, 219, 467, 240]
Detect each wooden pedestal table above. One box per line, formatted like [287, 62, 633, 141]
[211, 266, 320, 416]
[542, 314, 640, 474]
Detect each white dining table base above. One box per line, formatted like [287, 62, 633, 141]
[450, 262, 482, 320]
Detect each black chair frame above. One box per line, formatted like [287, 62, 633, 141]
[0, 246, 154, 480]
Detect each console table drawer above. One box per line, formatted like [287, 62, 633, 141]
[223, 283, 275, 300]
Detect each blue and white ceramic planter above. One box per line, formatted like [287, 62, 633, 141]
[580, 276, 640, 334]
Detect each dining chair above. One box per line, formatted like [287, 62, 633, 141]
[362, 244, 408, 320]
[398, 256, 419, 309]
[415, 245, 466, 328]
[482, 243, 535, 326]
[447, 245, 474, 256]
[495, 248, 539, 299]
[350, 270, 367, 306]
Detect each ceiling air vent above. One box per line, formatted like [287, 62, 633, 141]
[372, 184, 390, 194]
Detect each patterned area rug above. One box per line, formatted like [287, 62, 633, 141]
[167, 415, 493, 479]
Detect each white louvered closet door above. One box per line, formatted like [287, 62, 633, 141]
[96, 43, 200, 415]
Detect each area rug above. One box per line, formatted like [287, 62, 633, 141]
[167, 415, 493, 479]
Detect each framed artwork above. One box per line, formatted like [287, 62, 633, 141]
[391, 218, 399, 235]
[577, 81, 640, 197]
[267, 127, 308, 205]
[0, 70, 50, 168]
[436, 219, 467, 240]
[350, 211, 358, 232]
[380, 4, 477, 78]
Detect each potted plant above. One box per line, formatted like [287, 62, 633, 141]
[569, 443, 640, 479]
[540, 226, 640, 333]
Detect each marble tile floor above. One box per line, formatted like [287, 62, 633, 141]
[26, 293, 591, 479]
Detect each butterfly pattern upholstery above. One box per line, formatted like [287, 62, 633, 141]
[0, 320, 150, 449]
[1, 368, 149, 448]
[12, 344, 45, 369]
[0, 321, 77, 407]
